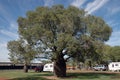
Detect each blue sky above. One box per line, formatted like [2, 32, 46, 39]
[0, 0, 120, 62]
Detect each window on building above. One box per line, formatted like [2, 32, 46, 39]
[112, 64, 114, 67]
[115, 64, 118, 66]
[50, 65, 53, 67]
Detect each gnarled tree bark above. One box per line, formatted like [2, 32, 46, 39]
[54, 55, 66, 77]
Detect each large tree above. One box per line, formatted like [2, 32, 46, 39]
[17, 5, 112, 77]
[7, 40, 36, 72]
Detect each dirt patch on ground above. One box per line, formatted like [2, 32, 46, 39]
[0, 78, 8, 80]
[42, 76, 58, 80]
[42, 75, 78, 80]
[111, 76, 120, 79]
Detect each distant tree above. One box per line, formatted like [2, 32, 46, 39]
[16, 5, 112, 77]
[7, 40, 36, 72]
[101, 45, 120, 63]
[100, 45, 112, 63]
[109, 46, 120, 62]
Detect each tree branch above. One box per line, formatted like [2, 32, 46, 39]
[65, 53, 77, 62]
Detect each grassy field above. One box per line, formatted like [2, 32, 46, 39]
[0, 70, 51, 80]
[0, 70, 120, 80]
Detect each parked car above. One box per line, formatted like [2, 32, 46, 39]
[93, 65, 107, 71]
[34, 65, 43, 72]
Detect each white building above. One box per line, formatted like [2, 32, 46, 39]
[108, 62, 120, 71]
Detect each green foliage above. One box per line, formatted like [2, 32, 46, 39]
[84, 16, 112, 41]
[14, 5, 112, 65]
[109, 46, 120, 61]
[7, 40, 36, 64]
[101, 45, 120, 63]
[101, 45, 112, 63]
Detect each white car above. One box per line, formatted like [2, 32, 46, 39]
[93, 65, 107, 71]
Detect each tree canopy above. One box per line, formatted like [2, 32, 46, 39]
[7, 39, 36, 72]
[108, 46, 120, 62]
[18, 5, 112, 59]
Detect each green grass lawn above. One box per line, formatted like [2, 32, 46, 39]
[0, 70, 120, 80]
[0, 70, 51, 80]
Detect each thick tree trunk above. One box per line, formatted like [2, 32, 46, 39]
[54, 56, 66, 77]
[24, 63, 28, 73]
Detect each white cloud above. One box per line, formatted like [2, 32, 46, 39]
[44, 0, 54, 7]
[107, 20, 115, 25]
[0, 30, 18, 39]
[0, 42, 10, 62]
[107, 20, 120, 30]
[0, 42, 7, 48]
[70, 0, 87, 8]
[111, 7, 120, 14]
[106, 31, 120, 46]
[16, 0, 34, 13]
[85, 0, 109, 14]
[111, 23, 120, 28]
[106, 20, 120, 46]
[10, 22, 18, 31]
[0, 2, 14, 23]
[107, 6, 120, 16]
[107, 20, 116, 27]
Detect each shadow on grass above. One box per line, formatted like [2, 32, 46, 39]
[10, 72, 53, 80]
[10, 76, 48, 80]
[67, 72, 120, 79]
